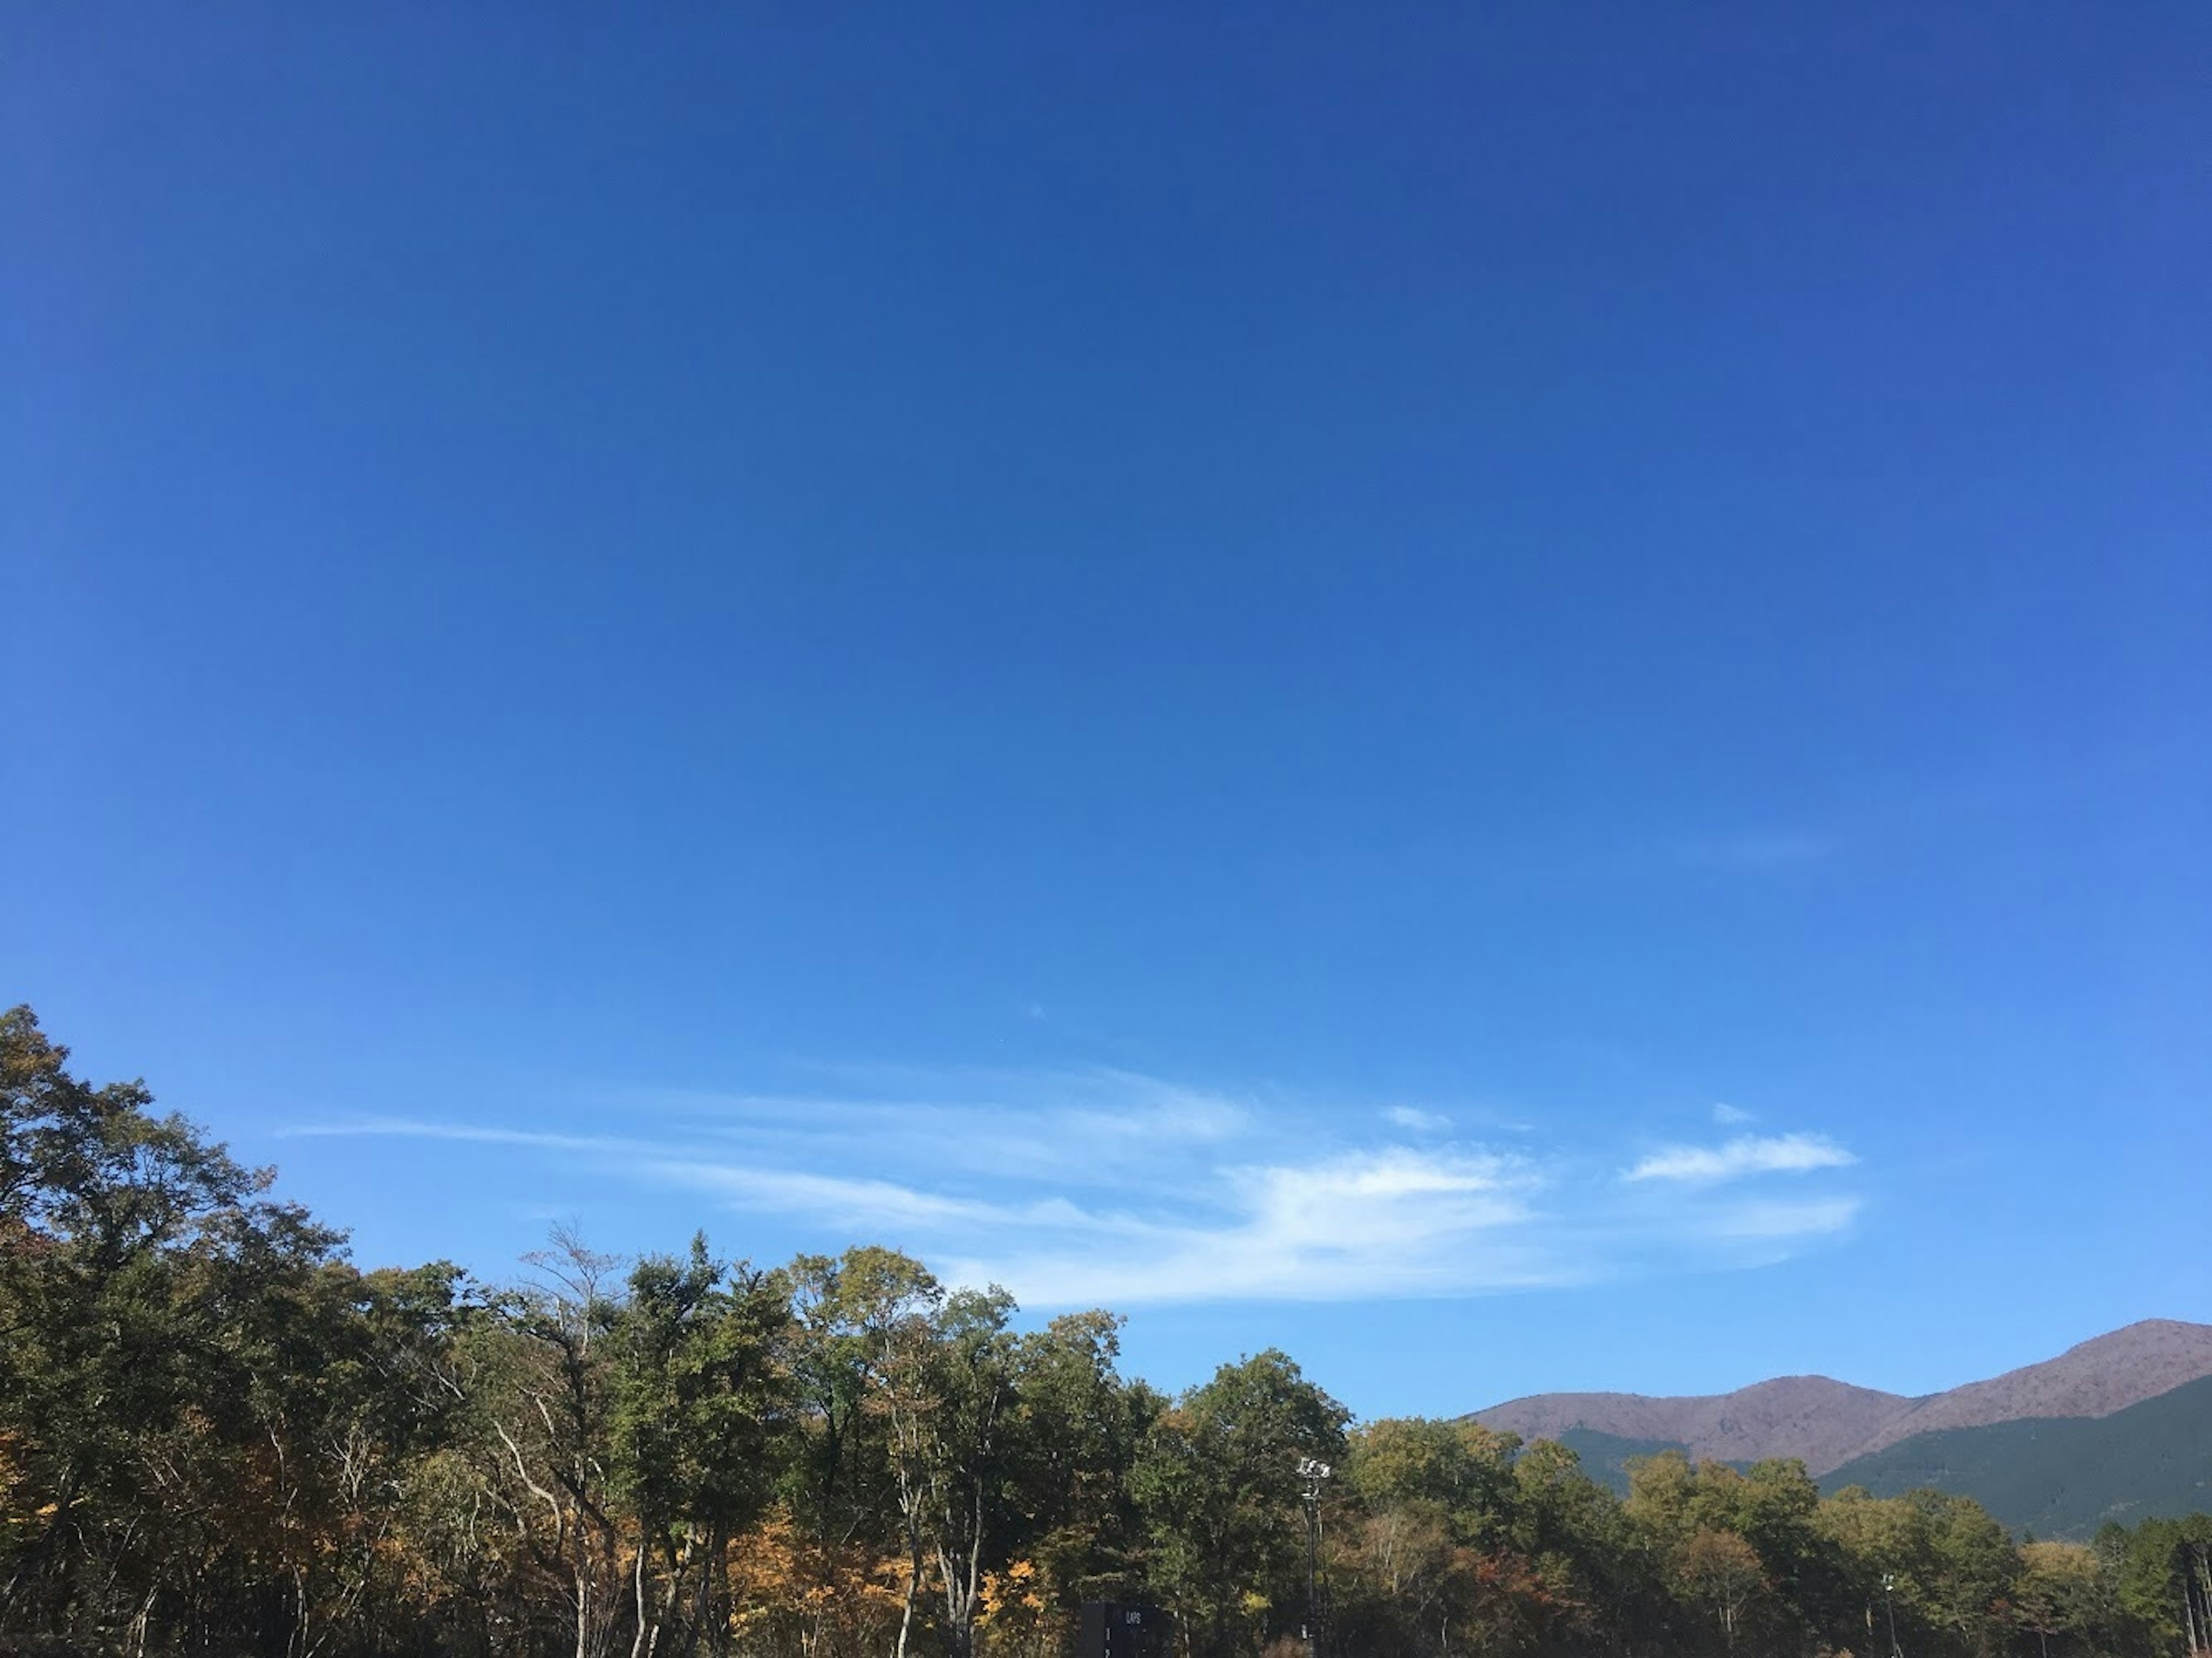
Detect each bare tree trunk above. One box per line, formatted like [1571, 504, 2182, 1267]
[933, 1480, 987, 1658]
[882, 1330, 928, 1658]
[894, 1527, 923, 1658]
[129, 1585, 157, 1658]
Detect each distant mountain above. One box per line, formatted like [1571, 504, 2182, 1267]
[1820, 1372, 2212, 1538]
[1474, 1319, 2212, 1475]
[1479, 1376, 1906, 1474]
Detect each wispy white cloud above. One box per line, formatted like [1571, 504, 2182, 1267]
[945, 1147, 1560, 1306]
[280, 1118, 630, 1155]
[1711, 1102, 1755, 1125]
[1623, 1133, 1857, 1185]
[286, 1067, 1862, 1306]
[1385, 1105, 1452, 1133]
[649, 1163, 1015, 1231]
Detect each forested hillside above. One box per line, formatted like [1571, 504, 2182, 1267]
[1549, 1392, 2212, 1545]
[1552, 1429, 1747, 1494]
[6, 1004, 2211, 1658]
[1823, 1376, 2212, 1539]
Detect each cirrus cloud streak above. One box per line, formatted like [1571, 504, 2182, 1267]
[283, 1070, 1863, 1307]
[1624, 1133, 1857, 1185]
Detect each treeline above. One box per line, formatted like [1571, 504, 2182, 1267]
[5, 1007, 2210, 1658]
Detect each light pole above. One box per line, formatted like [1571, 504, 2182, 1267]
[1298, 1457, 1331, 1658]
[1882, 1572, 1903, 1658]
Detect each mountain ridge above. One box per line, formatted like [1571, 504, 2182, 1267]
[1472, 1319, 2212, 1475]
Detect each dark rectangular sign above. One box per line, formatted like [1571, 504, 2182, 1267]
[1078, 1600, 1173, 1658]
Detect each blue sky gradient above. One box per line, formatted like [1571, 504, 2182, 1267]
[6, 6, 2209, 1418]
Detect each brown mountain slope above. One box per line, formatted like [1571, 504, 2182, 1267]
[1476, 1376, 1911, 1473]
[1473, 1319, 2212, 1475]
[1862, 1319, 2212, 1456]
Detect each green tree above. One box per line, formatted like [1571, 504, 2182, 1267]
[1003, 1310, 1159, 1607]
[1677, 1527, 1765, 1655]
[0, 1004, 347, 1653]
[2107, 1515, 2212, 1658]
[609, 1236, 794, 1657]
[2010, 1540, 2118, 1658]
[1131, 1350, 1349, 1658]
[481, 1226, 631, 1658]
[1916, 1490, 2019, 1658]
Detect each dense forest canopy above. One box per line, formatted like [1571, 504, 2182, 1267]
[5, 1005, 2209, 1658]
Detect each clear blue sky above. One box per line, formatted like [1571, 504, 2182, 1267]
[6, 6, 2209, 1420]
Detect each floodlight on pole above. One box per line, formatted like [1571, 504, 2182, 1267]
[1297, 1458, 1331, 1658]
